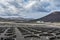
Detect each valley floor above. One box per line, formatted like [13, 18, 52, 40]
[0, 22, 60, 40]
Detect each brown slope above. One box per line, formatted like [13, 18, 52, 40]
[38, 11, 60, 22]
[29, 11, 60, 23]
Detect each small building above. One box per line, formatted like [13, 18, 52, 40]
[36, 21, 44, 23]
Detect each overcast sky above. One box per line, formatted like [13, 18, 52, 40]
[0, 0, 60, 19]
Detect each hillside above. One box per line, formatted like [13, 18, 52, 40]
[30, 11, 60, 22]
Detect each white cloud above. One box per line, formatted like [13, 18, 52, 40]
[24, 1, 36, 9]
[0, 6, 5, 14]
[7, 5, 18, 14]
[40, 0, 51, 2]
[0, 0, 60, 18]
[0, 0, 23, 15]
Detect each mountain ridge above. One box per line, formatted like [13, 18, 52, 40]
[30, 11, 60, 22]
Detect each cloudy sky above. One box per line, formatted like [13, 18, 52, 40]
[0, 0, 60, 19]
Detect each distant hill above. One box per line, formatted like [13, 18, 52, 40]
[0, 17, 6, 21]
[1, 11, 60, 23]
[30, 11, 60, 22]
[0, 17, 34, 23]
